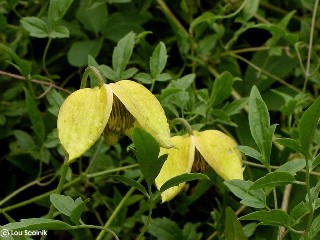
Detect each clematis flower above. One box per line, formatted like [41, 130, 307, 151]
[57, 80, 172, 163]
[155, 130, 243, 202]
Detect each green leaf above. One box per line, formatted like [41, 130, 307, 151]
[241, 0, 259, 21]
[49, 25, 69, 38]
[150, 42, 167, 78]
[159, 173, 209, 193]
[224, 180, 266, 208]
[132, 128, 166, 187]
[24, 88, 45, 141]
[111, 175, 149, 197]
[276, 159, 306, 175]
[112, 32, 135, 79]
[308, 213, 320, 239]
[48, 0, 73, 26]
[0, 43, 31, 77]
[70, 197, 89, 225]
[99, 65, 117, 81]
[209, 71, 234, 107]
[20, 17, 49, 38]
[120, 67, 138, 79]
[67, 40, 102, 67]
[76, 0, 107, 34]
[50, 193, 76, 217]
[237, 146, 263, 163]
[173, 74, 195, 90]
[225, 207, 247, 240]
[249, 86, 276, 166]
[147, 217, 183, 240]
[298, 96, 320, 156]
[3, 218, 71, 231]
[250, 172, 295, 190]
[276, 138, 302, 153]
[182, 222, 200, 240]
[239, 210, 292, 227]
[134, 72, 153, 84]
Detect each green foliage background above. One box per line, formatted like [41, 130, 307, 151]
[1, 0, 320, 239]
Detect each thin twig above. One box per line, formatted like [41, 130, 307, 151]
[0, 70, 71, 94]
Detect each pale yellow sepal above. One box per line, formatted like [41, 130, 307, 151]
[109, 80, 172, 148]
[155, 135, 195, 202]
[57, 86, 113, 163]
[194, 130, 243, 180]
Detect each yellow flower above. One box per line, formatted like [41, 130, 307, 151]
[155, 130, 243, 202]
[57, 80, 172, 163]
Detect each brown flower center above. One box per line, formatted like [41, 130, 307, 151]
[192, 149, 209, 172]
[104, 95, 135, 145]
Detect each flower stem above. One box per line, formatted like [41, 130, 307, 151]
[96, 176, 144, 240]
[81, 66, 105, 89]
[172, 118, 194, 136]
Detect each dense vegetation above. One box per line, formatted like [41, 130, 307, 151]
[1, 0, 320, 239]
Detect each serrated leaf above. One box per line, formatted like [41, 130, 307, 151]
[132, 128, 165, 187]
[225, 207, 247, 240]
[112, 32, 135, 78]
[111, 175, 149, 197]
[150, 42, 167, 78]
[24, 88, 45, 141]
[224, 180, 266, 208]
[250, 172, 295, 190]
[20, 17, 49, 38]
[298, 96, 320, 156]
[159, 173, 209, 193]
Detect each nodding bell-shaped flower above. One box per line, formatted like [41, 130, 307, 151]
[57, 80, 172, 163]
[155, 130, 243, 202]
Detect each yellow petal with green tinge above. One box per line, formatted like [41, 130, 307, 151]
[194, 130, 243, 180]
[109, 80, 172, 148]
[57, 86, 113, 163]
[155, 135, 195, 202]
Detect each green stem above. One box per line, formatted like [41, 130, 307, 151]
[81, 66, 105, 89]
[0, 164, 138, 213]
[0, 173, 55, 207]
[303, 0, 319, 92]
[136, 185, 154, 239]
[42, 37, 52, 76]
[96, 176, 144, 240]
[304, 156, 314, 239]
[40, 163, 69, 240]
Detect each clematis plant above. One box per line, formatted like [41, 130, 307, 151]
[57, 67, 172, 163]
[155, 129, 243, 202]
